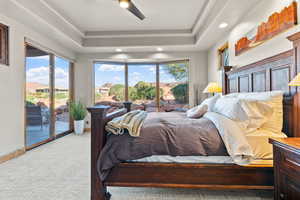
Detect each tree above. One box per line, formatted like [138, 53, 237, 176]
[171, 83, 188, 103]
[161, 62, 188, 81]
[133, 81, 164, 100]
[161, 62, 188, 103]
[128, 87, 138, 101]
[109, 84, 125, 101]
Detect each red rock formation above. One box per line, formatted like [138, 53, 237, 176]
[235, 37, 251, 55]
[236, 1, 297, 56]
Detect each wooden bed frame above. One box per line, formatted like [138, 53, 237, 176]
[87, 33, 300, 200]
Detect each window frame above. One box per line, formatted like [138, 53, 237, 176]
[93, 59, 190, 109]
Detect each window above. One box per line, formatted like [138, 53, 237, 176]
[128, 63, 157, 112]
[159, 61, 189, 111]
[218, 43, 229, 70]
[94, 62, 125, 111]
[94, 60, 189, 112]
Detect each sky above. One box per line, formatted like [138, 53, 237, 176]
[94, 63, 184, 88]
[26, 56, 69, 88]
[26, 58, 187, 89]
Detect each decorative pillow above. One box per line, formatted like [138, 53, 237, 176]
[200, 94, 220, 112]
[186, 104, 208, 118]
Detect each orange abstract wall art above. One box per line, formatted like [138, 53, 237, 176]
[235, 1, 297, 56]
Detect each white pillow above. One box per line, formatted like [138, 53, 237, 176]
[240, 100, 273, 133]
[200, 94, 220, 112]
[213, 97, 248, 121]
[246, 130, 287, 159]
[226, 91, 283, 133]
[186, 104, 208, 118]
[213, 97, 273, 133]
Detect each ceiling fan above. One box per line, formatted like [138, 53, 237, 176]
[118, 0, 145, 20]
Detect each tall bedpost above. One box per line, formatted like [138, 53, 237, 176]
[87, 105, 111, 200]
[123, 101, 132, 112]
[287, 32, 300, 137]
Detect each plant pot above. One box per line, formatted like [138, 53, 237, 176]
[74, 120, 85, 135]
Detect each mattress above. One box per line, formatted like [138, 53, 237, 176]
[131, 130, 287, 165]
[131, 155, 273, 166]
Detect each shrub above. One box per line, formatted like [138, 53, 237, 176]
[70, 101, 87, 121]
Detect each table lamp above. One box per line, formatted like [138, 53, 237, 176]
[289, 73, 300, 86]
[203, 82, 222, 96]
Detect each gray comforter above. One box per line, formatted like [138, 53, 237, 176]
[98, 112, 228, 180]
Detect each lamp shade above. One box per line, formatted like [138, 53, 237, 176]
[203, 82, 222, 93]
[289, 73, 300, 86]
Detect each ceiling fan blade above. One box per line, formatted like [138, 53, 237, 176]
[127, 2, 145, 20]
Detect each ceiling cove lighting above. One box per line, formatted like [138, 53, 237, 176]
[116, 48, 123, 52]
[119, 0, 130, 9]
[157, 47, 163, 52]
[219, 22, 228, 29]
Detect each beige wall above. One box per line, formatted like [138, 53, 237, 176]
[74, 51, 208, 127]
[208, 0, 300, 83]
[0, 13, 75, 157]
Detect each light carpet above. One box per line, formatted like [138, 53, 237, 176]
[0, 133, 273, 200]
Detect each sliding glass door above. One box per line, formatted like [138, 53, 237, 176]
[25, 45, 73, 149]
[25, 46, 51, 147]
[54, 56, 71, 135]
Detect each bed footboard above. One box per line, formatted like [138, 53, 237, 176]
[87, 102, 130, 200]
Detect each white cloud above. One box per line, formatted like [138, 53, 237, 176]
[55, 67, 69, 88]
[131, 72, 141, 76]
[146, 66, 156, 74]
[98, 64, 124, 72]
[129, 72, 142, 86]
[26, 66, 69, 88]
[113, 76, 121, 81]
[26, 66, 49, 85]
[141, 65, 156, 68]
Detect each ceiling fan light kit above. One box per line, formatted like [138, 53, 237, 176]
[119, 0, 130, 8]
[119, 0, 146, 20]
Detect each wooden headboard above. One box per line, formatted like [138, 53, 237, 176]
[223, 50, 300, 137]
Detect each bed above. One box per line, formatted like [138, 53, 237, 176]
[87, 48, 300, 200]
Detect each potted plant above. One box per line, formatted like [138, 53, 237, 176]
[70, 101, 87, 135]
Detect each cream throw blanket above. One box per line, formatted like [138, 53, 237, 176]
[105, 110, 147, 137]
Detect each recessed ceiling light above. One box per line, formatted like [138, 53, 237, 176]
[157, 47, 163, 52]
[219, 22, 228, 29]
[119, 0, 130, 8]
[116, 48, 123, 52]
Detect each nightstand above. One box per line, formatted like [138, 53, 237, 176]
[269, 138, 300, 200]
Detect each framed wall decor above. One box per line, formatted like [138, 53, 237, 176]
[0, 23, 9, 66]
[218, 42, 229, 70]
[235, 1, 297, 56]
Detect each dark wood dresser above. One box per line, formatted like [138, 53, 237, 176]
[270, 138, 300, 200]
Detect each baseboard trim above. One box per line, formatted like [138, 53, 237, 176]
[0, 148, 25, 164]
